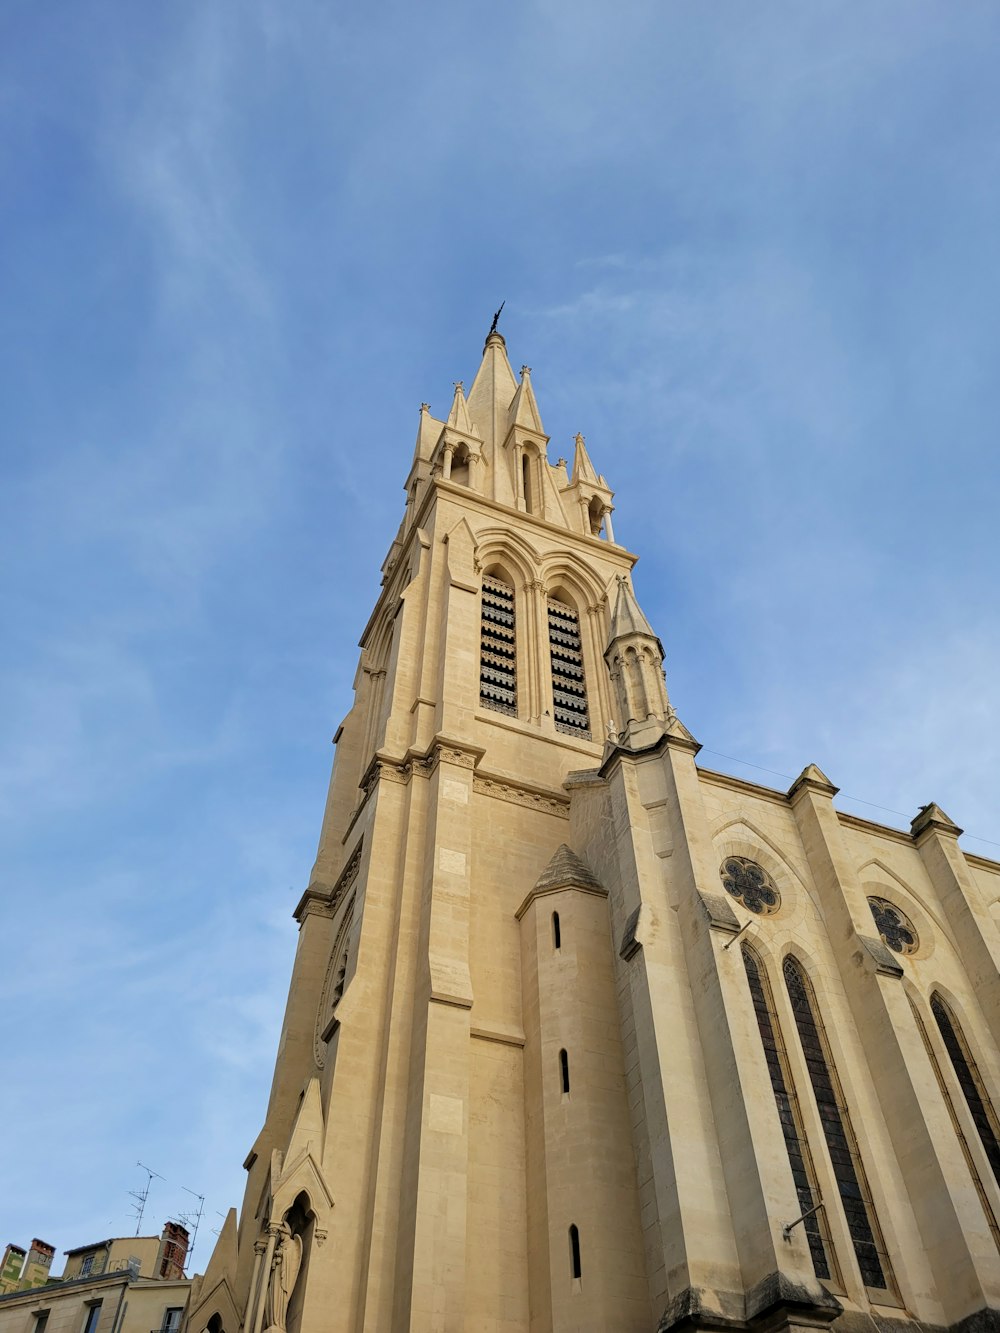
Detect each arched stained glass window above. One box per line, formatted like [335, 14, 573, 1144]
[931, 994, 1000, 1188]
[480, 576, 517, 716]
[910, 996, 1000, 1253]
[783, 956, 896, 1300]
[741, 945, 836, 1282]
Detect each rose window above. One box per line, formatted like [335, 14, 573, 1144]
[720, 857, 780, 915]
[868, 897, 918, 956]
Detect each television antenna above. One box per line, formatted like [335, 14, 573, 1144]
[129, 1162, 164, 1236]
[177, 1188, 206, 1272]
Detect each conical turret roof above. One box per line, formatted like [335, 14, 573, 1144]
[508, 364, 544, 434]
[571, 432, 603, 486]
[532, 844, 602, 893]
[446, 381, 477, 436]
[606, 575, 661, 649]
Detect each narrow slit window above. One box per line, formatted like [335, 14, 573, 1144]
[742, 945, 836, 1282]
[548, 598, 589, 738]
[480, 576, 517, 716]
[932, 994, 1000, 1187]
[559, 1049, 570, 1094]
[522, 454, 533, 513]
[569, 1225, 581, 1280]
[783, 956, 896, 1300]
[552, 911, 561, 949]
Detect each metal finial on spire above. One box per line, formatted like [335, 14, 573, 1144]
[489, 300, 505, 335]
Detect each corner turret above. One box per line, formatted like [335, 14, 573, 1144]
[604, 574, 675, 749]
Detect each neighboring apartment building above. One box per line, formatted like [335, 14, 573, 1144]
[0, 1225, 189, 1333]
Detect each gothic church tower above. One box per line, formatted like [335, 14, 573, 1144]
[186, 327, 1000, 1333]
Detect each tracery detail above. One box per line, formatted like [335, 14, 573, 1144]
[867, 897, 918, 955]
[720, 857, 780, 915]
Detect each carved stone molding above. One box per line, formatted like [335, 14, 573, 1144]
[294, 887, 338, 923]
[473, 774, 570, 818]
[431, 743, 479, 771]
[330, 841, 363, 915]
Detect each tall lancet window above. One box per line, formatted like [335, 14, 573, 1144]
[783, 956, 895, 1300]
[741, 945, 836, 1282]
[910, 996, 1000, 1252]
[931, 994, 1000, 1187]
[547, 597, 589, 738]
[480, 576, 517, 716]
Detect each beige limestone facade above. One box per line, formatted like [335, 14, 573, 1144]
[184, 328, 1000, 1333]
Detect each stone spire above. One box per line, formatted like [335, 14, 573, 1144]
[507, 365, 545, 435]
[604, 575, 674, 750]
[571, 431, 602, 485]
[446, 380, 476, 436]
[466, 329, 519, 451]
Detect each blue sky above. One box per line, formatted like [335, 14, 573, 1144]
[2, 0, 999, 1266]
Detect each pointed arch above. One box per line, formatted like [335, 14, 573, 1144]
[905, 987, 1000, 1252]
[740, 942, 837, 1282]
[931, 991, 1000, 1189]
[712, 818, 817, 927]
[782, 953, 896, 1301]
[856, 856, 949, 953]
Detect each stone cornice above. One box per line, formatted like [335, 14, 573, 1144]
[696, 767, 789, 807]
[473, 772, 570, 819]
[514, 878, 607, 920]
[294, 840, 363, 923]
[352, 739, 487, 827]
[836, 811, 913, 846]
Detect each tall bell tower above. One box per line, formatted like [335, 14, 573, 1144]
[187, 322, 658, 1333]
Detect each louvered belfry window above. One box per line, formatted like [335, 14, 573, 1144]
[548, 597, 589, 737]
[480, 576, 517, 716]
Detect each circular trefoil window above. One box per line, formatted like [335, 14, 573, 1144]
[868, 896, 918, 956]
[720, 857, 780, 915]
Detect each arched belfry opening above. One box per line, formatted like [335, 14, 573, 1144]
[546, 587, 589, 738]
[451, 443, 470, 487]
[587, 496, 604, 537]
[480, 567, 517, 717]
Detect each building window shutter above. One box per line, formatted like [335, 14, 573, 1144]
[480, 577, 517, 716]
[547, 598, 589, 737]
